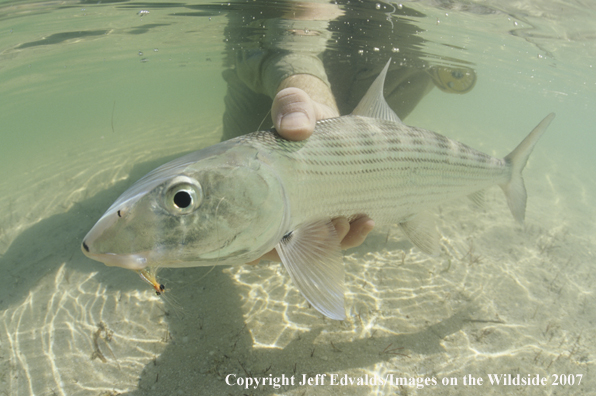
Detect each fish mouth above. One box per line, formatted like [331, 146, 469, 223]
[81, 241, 149, 270]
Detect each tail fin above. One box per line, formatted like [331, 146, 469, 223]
[501, 113, 555, 223]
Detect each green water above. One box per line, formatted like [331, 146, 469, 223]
[0, 1, 595, 395]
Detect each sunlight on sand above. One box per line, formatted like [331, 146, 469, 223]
[0, 264, 169, 395]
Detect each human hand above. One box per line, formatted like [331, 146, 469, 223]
[247, 216, 375, 265]
[271, 74, 340, 140]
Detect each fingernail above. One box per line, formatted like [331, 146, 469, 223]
[280, 111, 309, 131]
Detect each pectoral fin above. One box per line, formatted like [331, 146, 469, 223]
[399, 213, 440, 255]
[275, 219, 346, 320]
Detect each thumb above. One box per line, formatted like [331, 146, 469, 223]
[271, 87, 317, 141]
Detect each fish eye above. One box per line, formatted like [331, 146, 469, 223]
[173, 191, 192, 208]
[163, 176, 203, 215]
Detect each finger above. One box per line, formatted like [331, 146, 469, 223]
[246, 248, 281, 266]
[340, 216, 375, 250]
[331, 217, 350, 242]
[272, 87, 316, 141]
[261, 249, 281, 262]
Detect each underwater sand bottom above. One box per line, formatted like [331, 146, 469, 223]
[0, 126, 594, 396]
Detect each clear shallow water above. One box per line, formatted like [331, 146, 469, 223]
[0, 1, 594, 395]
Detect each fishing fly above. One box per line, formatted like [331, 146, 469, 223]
[137, 268, 166, 296]
[136, 267, 184, 317]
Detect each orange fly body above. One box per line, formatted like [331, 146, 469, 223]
[137, 268, 166, 296]
[136, 268, 184, 317]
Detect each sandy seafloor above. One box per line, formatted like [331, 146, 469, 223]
[1, 1, 595, 396]
[1, 94, 594, 396]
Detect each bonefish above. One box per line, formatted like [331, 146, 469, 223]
[82, 60, 554, 320]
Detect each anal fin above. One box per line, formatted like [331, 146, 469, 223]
[399, 213, 440, 255]
[275, 219, 346, 320]
[467, 190, 485, 208]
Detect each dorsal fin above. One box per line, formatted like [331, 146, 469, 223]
[351, 59, 403, 124]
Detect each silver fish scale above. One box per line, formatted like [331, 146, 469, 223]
[242, 115, 510, 227]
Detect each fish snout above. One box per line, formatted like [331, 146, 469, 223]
[81, 239, 148, 270]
